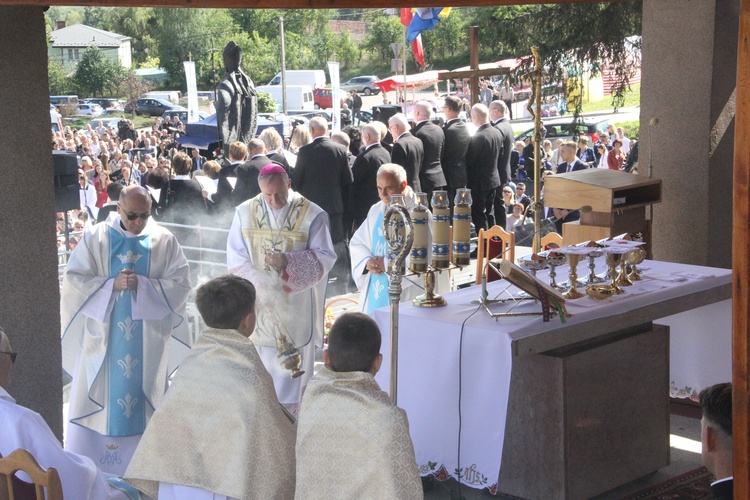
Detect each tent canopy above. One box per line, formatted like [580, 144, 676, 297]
[375, 70, 446, 93]
[177, 114, 283, 150]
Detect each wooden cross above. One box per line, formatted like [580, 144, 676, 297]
[437, 26, 509, 105]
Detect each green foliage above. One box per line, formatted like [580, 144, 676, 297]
[117, 69, 151, 115]
[48, 60, 72, 95]
[422, 10, 468, 61]
[362, 15, 403, 65]
[257, 90, 277, 113]
[73, 46, 125, 97]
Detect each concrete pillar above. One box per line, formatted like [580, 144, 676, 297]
[641, 0, 738, 268]
[0, 7, 63, 438]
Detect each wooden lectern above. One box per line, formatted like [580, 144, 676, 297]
[543, 169, 662, 249]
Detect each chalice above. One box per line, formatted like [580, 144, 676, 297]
[540, 250, 567, 291]
[556, 246, 586, 300]
[603, 249, 627, 294]
[627, 247, 646, 281]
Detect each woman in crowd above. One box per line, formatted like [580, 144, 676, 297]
[506, 202, 525, 233]
[500, 185, 516, 215]
[596, 143, 609, 168]
[288, 125, 312, 155]
[576, 136, 597, 167]
[607, 138, 627, 170]
[158, 152, 207, 226]
[259, 127, 292, 173]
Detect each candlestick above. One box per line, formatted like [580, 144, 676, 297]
[409, 192, 430, 273]
[431, 190, 450, 269]
[452, 188, 472, 266]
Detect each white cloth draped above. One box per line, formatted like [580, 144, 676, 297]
[0, 388, 131, 500]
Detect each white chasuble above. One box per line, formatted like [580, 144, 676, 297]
[295, 367, 423, 499]
[61, 216, 191, 475]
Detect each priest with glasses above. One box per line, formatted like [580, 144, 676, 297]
[61, 185, 192, 475]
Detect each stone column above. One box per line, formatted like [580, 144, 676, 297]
[640, 0, 738, 268]
[0, 7, 63, 438]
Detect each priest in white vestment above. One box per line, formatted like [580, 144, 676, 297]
[350, 163, 427, 314]
[61, 186, 192, 476]
[295, 312, 423, 499]
[126, 276, 296, 500]
[227, 164, 336, 413]
[0, 327, 138, 499]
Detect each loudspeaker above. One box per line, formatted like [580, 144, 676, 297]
[53, 151, 79, 212]
[372, 104, 402, 126]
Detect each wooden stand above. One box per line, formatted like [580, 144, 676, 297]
[544, 170, 661, 254]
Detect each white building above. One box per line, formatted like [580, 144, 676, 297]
[48, 22, 132, 70]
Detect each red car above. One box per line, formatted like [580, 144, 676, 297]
[313, 88, 344, 109]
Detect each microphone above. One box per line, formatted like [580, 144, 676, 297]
[514, 205, 592, 247]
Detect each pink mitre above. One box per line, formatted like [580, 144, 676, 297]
[258, 163, 286, 176]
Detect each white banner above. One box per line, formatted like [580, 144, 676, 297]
[327, 61, 341, 133]
[183, 61, 200, 123]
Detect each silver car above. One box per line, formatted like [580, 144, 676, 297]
[340, 76, 381, 96]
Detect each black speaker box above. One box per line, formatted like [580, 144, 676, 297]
[372, 104, 402, 126]
[53, 151, 80, 212]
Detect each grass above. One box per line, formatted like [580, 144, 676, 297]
[62, 114, 156, 130]
[581, 83, 640, 114]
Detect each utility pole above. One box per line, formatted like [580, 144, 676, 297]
[280, 16, 287, 115]
[210, 37, 218, 102]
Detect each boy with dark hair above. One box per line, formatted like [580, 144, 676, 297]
[699, 382, 733, 500]
[295, 312, 422, 499]
[126, 275, 295, 500]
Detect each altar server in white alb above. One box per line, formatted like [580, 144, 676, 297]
[0, 327, 138, 499]
[295, 312, 423, 499]
[350, 163, 427, 314]
[126, 276, 296, 500]
[61, 185, 192, 476]
[227, 163, 336, 413]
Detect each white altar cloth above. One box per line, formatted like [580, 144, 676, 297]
[373, 259, 730, 492]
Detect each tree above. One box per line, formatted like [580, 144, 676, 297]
[422, 10, 468, 60]
[48, 60, 72, 95]
[467, 2, 642, 112]
[117, 69, 151, 115]
[362, 15, 403, 65]
[73, 46, 125, 97]
[257, 90, 276, 113]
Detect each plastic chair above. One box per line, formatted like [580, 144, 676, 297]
[0, 449, 64, 500]
[475, 226, 515, 285]
[541, 232, 563, 249]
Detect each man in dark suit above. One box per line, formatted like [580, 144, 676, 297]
[465, 103, 502, 233]
[190, 148, 208, 172]
[411, 101, 446, 203]
[96, 182, 123, 223]
[441, 96, 470, 209]
[556, 141, 589, 174]
[489, 100, 514, 228]
[389, 113, 424, 193]
[699, 383, 733, 500]
[292, 116, 353, 295]
[233, 138, 271, 206]
[213, 141, 246, 215]
[350, 123, 391, 233]
[291, 117, 353, 245]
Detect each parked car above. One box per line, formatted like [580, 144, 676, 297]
[340, 76, 381, 96]
[76, 103, 104, 117]
[125, 98, 184, 117]
[161, 109, 210, 124]
[88, 117, 122, 131]
[313, 88, 347, 109]
[514, 117, 610, 147]
[83, 98, 121, 110]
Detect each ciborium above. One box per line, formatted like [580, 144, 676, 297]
[540, 250, 567, 291]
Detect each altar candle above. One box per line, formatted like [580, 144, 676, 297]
[431, 190, 450, 269]
[452, 188, 472, 266]
[410, 193, 429, 273]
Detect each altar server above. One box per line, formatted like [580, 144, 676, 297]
[126, 276, 295, 500]
[295, 312, 423, 499]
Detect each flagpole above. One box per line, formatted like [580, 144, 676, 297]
[403, 22, 408, 110]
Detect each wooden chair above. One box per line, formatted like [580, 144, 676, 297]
[0, 449, 64, 500]
[475, 226, 515, 285]
[541, 232, 563, 249]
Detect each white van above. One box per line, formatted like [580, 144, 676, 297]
[257, 85, 315, 112]
[267, 70, 326, 89]
[143, 91, 181, 104]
